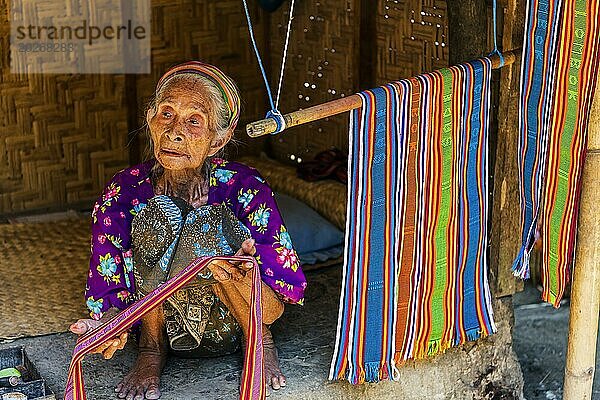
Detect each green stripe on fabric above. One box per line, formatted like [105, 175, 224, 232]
[430, 68, 454, 344]
[547, 0, 586, 299]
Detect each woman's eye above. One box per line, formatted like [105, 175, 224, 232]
[189, 118, 200, 126]
[162, 111, 172, 119]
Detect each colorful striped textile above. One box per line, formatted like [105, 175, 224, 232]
[65, 256, 265, 400]
[514, 0, 600, 306]
[330, 58, 496, 384]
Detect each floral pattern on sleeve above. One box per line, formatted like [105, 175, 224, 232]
[208, 159, 307, 304]
[85, 162, 154, 319]
[84, 158, 307, 320]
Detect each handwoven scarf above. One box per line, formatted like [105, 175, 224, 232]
[330, 58, 496, 384]
[514, 0, 600, 305]
[65, 255, 265, 400]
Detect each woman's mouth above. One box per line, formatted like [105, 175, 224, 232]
[160, 149, 187, 158]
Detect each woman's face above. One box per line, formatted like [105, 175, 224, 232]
[147, 78, 228, 171]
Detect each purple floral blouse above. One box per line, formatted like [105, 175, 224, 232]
[85, 158, 306, 320]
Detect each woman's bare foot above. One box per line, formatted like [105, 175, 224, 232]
[115, 350, 166, 400]
[262, 326, 286, 393]
[116, 306, 168, 400]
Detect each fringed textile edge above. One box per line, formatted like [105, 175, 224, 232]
[332, 361, 399, 385]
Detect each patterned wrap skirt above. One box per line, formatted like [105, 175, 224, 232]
[131, 195, 251, 357]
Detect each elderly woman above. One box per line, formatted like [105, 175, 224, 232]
[69, 61, 306, 400]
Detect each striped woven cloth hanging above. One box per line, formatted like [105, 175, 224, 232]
[65, 256, 266, 400]
[514, 0, 600, 306]
[329, 58, 496, 384]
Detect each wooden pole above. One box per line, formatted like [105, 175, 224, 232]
[563, 75, 600, 400]
[245, 52, 516, 137]
[447, 0, 487, 65]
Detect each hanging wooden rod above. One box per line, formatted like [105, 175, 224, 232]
[246, 51, 516, 137]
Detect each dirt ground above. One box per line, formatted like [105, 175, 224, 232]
[1, 265, 597, 399]
[513, 283, 600, 400]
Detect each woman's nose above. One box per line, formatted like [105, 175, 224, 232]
[165, 130, 184, 142]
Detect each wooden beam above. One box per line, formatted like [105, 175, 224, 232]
[447, 0, 488, 64]
[489, 0, 526, 297]
[246, 52, 514, 137]
[563, 74, 600, 400]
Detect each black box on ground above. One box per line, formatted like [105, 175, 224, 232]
[0, 347, 55, 400]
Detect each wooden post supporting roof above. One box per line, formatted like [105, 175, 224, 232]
[447, 0, 487, 65]
[563, 74, 600, 400]
[489, 0, 526, 297]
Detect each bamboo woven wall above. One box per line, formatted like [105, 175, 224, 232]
[0, 0, 268, 215]
[266, 0, 449, 164]
[375, 0, 449, 85]
[0, 0, 448, 214]
[0, 0, 129, 214]
[267, 0, 361, 165]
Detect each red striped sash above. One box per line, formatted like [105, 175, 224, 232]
[65, 256, 265, 400]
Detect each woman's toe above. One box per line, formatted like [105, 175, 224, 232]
[271, 376, 281, 390]
[145, 384, 161, 399]
[118, 384, 131, 399]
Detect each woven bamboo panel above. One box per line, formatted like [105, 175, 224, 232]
[133, 0, 269, 160]
[0, 0, 129, 214]
[265, 0, 448, 164]
[376, 0, 449, 85]
[0, 0, 270, 214]
[266, 0, 361, 165]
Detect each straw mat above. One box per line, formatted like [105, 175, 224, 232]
[0, 218, 90, 339]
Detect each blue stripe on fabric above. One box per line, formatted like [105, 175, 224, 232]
[461, 60, 484, 335]
[332, 107, 362, 380]
[477, 58, 494, 332]
[514, 0, 562, 275]
[350, 92, 372, 383]
[363, 86, 394, 382]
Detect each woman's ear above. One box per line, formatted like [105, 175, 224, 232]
[208, 129, 233, 156]
[146, 106, 155, 125]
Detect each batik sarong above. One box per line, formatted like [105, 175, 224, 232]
[514, 0, 600, 305]
[330, 58, 496, 384]
[132, 195, 250, 354]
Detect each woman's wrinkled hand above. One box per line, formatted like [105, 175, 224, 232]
[69, 310, 128, 360]
[208, 238, 257, 282]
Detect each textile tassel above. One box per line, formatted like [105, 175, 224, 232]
[465, 328, 482, 343]
[515, 0, 600, 305]
[329, 58, 496, 384]
[364, 362, 381, 383]
[64, 256, 265, 400]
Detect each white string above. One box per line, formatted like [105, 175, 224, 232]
[275, 0, 296, 110]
